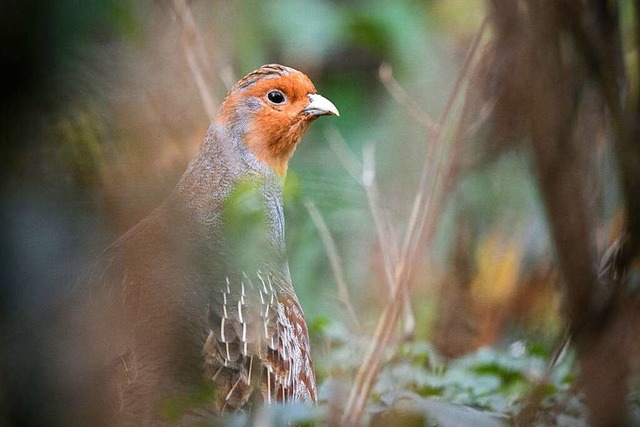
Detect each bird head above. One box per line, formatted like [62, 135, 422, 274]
[218, 64, 339, 177]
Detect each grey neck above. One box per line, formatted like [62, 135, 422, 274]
[169, 123, 292, 290]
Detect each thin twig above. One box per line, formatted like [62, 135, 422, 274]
[324, 126, 362, 181]
[362, 144, 416, 338]
[170, 0, 217, 118]
[362, 144, 397, 292]
[325, 129, 416, 335]
[342, 17, 488, 424]
[403, 16, 488, 266]
[379, 63, 439, 133]
[304, 199, 360, 329]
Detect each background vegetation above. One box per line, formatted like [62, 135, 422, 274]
[1, 0, 639, 425]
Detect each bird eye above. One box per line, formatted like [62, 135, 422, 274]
[267, 90, 286, 104]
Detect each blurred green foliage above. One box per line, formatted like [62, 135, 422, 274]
[223, 178, 270, 271]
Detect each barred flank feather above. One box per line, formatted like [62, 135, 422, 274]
[205, 271, 316, 412]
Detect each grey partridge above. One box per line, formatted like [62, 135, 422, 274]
[86, 64, 339, 424]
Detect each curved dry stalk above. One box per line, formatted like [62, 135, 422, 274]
[379, 63, 439, 133]
[325, 128, 416, 337]
[342, 18, 488, 424]
[170, 0, 217, 118]
[402, 16, 487, 264]
[324, 126, 364, 181]
[362, 144, 398, 292]
[362, 144, 416, 338]
[304, 199, 360, 329]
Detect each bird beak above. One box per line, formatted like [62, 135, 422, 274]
[303, 93, 340, 117]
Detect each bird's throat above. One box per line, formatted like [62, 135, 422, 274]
[243, 125, 307, 177]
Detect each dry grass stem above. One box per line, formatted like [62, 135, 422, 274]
[341, 18, 488, 425]
[378, 63, 438, 133]
[362, 144, 415, 337]
[324, 126, 364, 181]
[170, 0, 217, 118]
[362, 144, 399, 291]
[402, 17, 487, 263]
[324, 129, 415, 335]
[304, 199, 360, 329]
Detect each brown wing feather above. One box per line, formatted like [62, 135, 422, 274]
[265, 292, 316, 403]
[204, 271, 316, 412]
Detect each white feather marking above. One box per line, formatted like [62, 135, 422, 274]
[267, 274, 275, 292]
[220, 316, 226, 342]
[225, 341, 230, 361]
[210, 365, 223, 383]
[242, 322, 247, 342]
[237, 299, 243, 323]
[225, 377, 242, 402]
[257, 271, 268, 293]
[247, 356, 253, 386]
[267, 369, 272, 404]
[222, 292, 228, 318]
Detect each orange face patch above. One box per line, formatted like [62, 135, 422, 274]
[218, 67, 320, 176]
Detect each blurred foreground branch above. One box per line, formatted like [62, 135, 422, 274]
[484, 1, 640, 424]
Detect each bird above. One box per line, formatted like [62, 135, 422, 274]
[83, 64, 339, 424]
